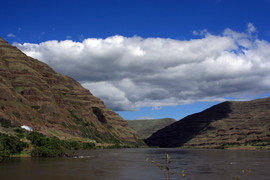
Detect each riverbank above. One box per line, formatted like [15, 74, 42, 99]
[1, 129, 145, 162]
[178, 141, 270, 150]
[225, 146, 258, 150]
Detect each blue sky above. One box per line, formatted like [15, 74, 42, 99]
[2, 0, 270, 42]
[1, 0, 270, 120]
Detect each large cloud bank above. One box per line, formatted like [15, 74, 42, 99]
[15, 24, 270, 111]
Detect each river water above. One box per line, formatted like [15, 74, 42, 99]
[0, 148, 270, 180]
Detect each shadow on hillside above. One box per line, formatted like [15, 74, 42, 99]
[144, 101, 232, 147]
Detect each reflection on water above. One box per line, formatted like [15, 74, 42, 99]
[0, 148, 270, 180]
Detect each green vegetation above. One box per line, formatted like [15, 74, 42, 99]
[15, 86, 24, 93]
[0, 129, 96, 161]
[61, 122, 75, 130]
[66, 109, 117, 142]
[27, 131, 66, 157]
[28, 131, 96, 157]
[0, 133, 28, 162]
[0, 117, 12, 128]
[66, 111, 124, 144]
[63, 140, 95, 150]
[12, 111, 21, 118]
[68, 109, 83, 124]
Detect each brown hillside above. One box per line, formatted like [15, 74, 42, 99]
[0, 37, 139, 144]
[127, 118, 176, 139]
[144, 98, 270, 148]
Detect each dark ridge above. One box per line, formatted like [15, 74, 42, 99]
[144, 101, 232, 147]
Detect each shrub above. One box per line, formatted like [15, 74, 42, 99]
[31, 146, 64, 157]
[0, 143, 11, 162]
[0, 133, 28, 162]
[14, 127, 24, 134]
[82, 142, 95, 149]
[27, 131, 48, 146]
[27, 132, 65, 157]
[63, 141, 83, 150]
[62, 140, 95, 150]
[27, 131, 95, 157]
[0, 117, 12, 128]
[0, 133, 28, 154]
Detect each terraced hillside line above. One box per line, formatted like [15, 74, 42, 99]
[0, 37, 139, 144]
[145, 98, 270, 148]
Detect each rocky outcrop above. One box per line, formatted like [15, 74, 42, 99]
[0, 37, 139, 144]
[144, 98, 270, 148]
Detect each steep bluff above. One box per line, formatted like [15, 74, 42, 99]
[145, 98, 270, 148]
[0, 37, 139, 144]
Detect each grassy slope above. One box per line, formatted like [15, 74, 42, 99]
[127, 118, 176, 139]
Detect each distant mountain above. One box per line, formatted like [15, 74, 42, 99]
[127, 118, 176, 139]
[145, 98, 270, 148]
[0, 37, 139, 144]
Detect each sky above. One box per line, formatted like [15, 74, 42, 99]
[1, 0, 270, 120]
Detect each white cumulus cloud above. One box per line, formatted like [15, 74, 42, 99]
[7, 33, 16, 38]
[14, 24, 270, 111]
[247, 22, 257, 34]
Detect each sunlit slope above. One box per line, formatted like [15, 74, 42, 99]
[0, 37, 139, 144]
[127, 118, 176, 139]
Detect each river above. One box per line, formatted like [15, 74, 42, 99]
[0, 148, 270, 180]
